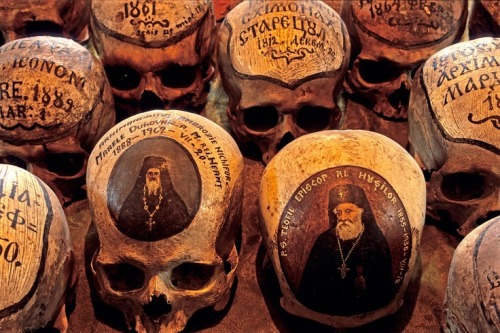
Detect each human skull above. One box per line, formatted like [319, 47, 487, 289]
[408, 37, 500, 237]
[217, 0, 350, 165]
[0, 36, 115, 207]
[443, 215, 500, 333]
[0, 164, 74, 332]
[259, 130, 426, 327]
[469, 0, 500, 39]
[90, 0, 217, 121]
[87, 110, 243, 332]
[341, 0, 467, 120]
[0, 0, 90, 45]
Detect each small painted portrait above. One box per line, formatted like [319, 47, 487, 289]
[107, 137, 200, 242]
[298, 184, 393, 315]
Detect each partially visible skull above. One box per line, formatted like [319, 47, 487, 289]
[90, 0, 217, 121]
[0, 36, 115, 207]
[217, 0, 350, 164]
[443, 215, 500, 333]
[340, 0, 467, 135]
[469, 0, 500, 39]
[0, 164, 74, 332]
[0, 0, 90, 45]
[87, 110, 243, 332]
[408, 37, 500, 236]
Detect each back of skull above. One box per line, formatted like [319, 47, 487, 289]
[408, 37, 500, 236]
[217, 0, 351, 164]
[87, 110, 243, 333]
[0, 36, 115, 206]
[0, 164, 73, 332]
[90, 0, 217, 120]
[0, 0, 90, 45]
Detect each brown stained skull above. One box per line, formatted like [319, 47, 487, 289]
[0, 36, 115, 207]
[90, 0, 217, 121]
[87, 110, 244, 333]
[218, 0, 350, 164]
[0, 0, 90, 45]
[341, 0, 467, 121]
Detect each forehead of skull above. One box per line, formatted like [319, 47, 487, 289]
[0, 0, 64, 11]
[91, 0, 212, 47]
[348, 0, 466, 50]
[0, 165, 54, 311]
[419, 37, 500, 154]
[0, 36, 108, 145]
[223, 0, 348, 89]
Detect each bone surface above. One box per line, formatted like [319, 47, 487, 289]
[86, 109, 243, 332]
[408, 37, 500, 236]
[259, 130, 426, 328]
[0, 164, 74, 332]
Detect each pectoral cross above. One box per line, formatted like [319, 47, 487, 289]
[339, 263, 349, 279]
[147, 217, 155, 231]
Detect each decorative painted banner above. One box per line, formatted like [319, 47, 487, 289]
[0, 37, 102, 143]
[278, 166, 411, 316]
[225, 0, 346, 87]
[422, 37, 500, 153]
[0, 165, 51, 316]
[91, 0, 211, 46]
[351, 0, 466, 48]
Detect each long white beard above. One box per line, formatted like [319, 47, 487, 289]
[336, 220, 363, 241]
[146, 178, 161, 196]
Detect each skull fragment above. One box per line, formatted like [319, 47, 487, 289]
[0, 36, 116, 207]
[90, 0, 217, 120]
[87, 110, 243, 332]
[217, 0, 350, 164]
[408, 37, 500, 236]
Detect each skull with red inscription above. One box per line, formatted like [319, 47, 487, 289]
[341, 0, 467, 120]
[0, 0, 90, 46]
[0, 36, 115, 207]
[87, 110, 243, 332]
[217, 0, 350, 164]
[408, 37, 500, 236]
[91, 0, 217, 121]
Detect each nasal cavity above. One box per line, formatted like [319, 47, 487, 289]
[276, 132, 295, 152]
[140, 90, 165, 112]
[388, 83, 410, 113]
[143, 294, 172, 320]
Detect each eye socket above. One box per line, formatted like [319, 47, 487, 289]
[0, 33, 5, 47]
[358, 59, 402, 84]
[441, 172, 485, 201]
[105, 65, 141, 90]
[102, 262, 145, 292]
[45, 153, 85, 177]
[23, 21, 64, 38]
[296, 106, 331, 132]
[160, 64, 197, 88]
[243, 106, 279, 132]
[0, 155, 27, 169]
[171, 263, 215, 290]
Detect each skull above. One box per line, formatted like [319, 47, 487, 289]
[0, 36, 116, 207]
[87, 110, 243, 332]
[469, 0, 500, 39]
[90, 0, 217, 121]
[0, 0, 90, 45]
[341, 0, 467, 120]
[0, 164, 74, 332]
[259, 130, 426, 327]
[408, 37, 500, 237]
[217, 0, 350, 165]
[443, 215, 500, 333]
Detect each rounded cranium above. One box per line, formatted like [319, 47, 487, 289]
[0, 36, 116, 207]
[260, 130, 426, 327]
[0, 164, 74, 332]
[443, 215, 500, 333]
[90, 0, 217, 121]
[341, 0, 467, 121]
[87, 110, 243, 332]
[217, 0, 350, 164]
[0, 0, 90, 45]
[408, 37, 500, 236]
